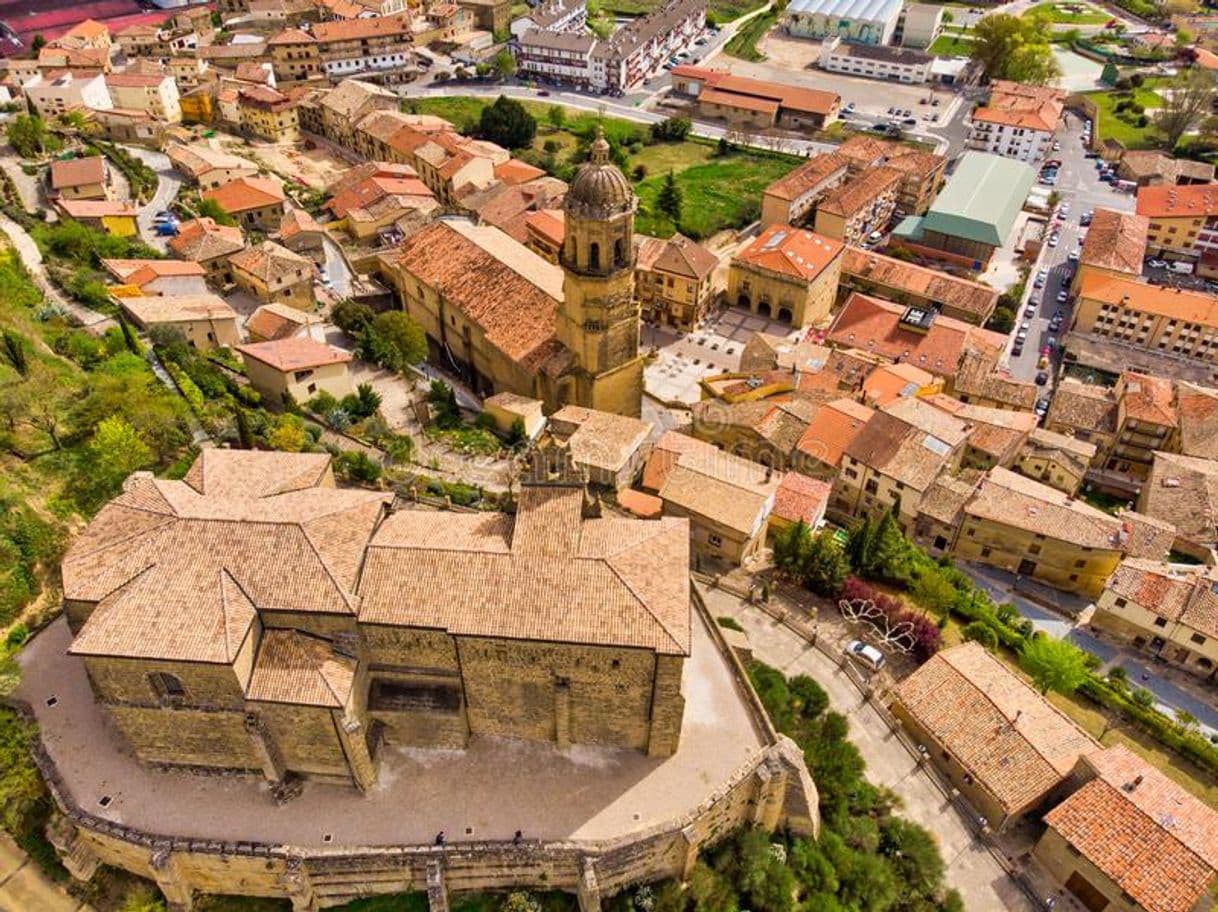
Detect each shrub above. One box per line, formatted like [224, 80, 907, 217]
[962, 621, 998, 650]
[717, 615, 744, 632]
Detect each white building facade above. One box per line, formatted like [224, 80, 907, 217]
[785, 0, 902, 45]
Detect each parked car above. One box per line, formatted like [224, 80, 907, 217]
[1068, 249, 1080, 262]
[845, 640, 886, 672]
[1146, 258, 1168, 269]
[1024, 304, 1036, 318]
[1081, 211, 1093, 226]
[845, 102, 856, 112]
[1047, 234, 1059, 247]
[1035, 371, 1049, 386]
[1056, 290, 1069, 304]
[1035, 397, 1050, 418]
[1044, 159, 1062, 169]
[1012, 343, 1023, 357]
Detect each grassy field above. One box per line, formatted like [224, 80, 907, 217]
[1084, 83, 1165, 150]
[598, 0, 765, 20]
[928, 33, 975, 56]
[409, 96, 802, 239]
[1027, 1, 1111, 23]
[724, 8, 777, 60]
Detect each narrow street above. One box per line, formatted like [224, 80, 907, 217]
[698, 583, 1038, 912]
[122, 145, 182, 253]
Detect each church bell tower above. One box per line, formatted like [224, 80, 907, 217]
[557, 127, 644, 417]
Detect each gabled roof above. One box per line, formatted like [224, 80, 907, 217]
[795, 397, 874, 466]
[120, 294, 237, 326]
[1045, 745, 1218, 912]
[237, 338, 352, 372]
[735, 225, 843, 281]
[359, 485, 691, 655]
[1079, 272, 1218, 329]
[229, 240, 313, 285]
[841, 247, 998, 325]
[247, 629, 355, 708]
[57, 199, 137, 219]
[763, 152, 848, 203]
[635, 232, 718, 280]
[169, 217, 245, 261]
[917, 151, 1035, 247]
[50, 155, 105, 190]
[1080, 208, 1149, 276]
[102, 258, 206, 288]
[966, 466, 1124, 550]
[1177, 382, 1218, 460]
[772, 472, 830, 526]
[1142, 451, 1218, 547]
[202, 176, 286, 214]
[896, 642, 1097, 817]
[1137, 183, 1218, 219]
[246, 301, 324, 341]
[64, 452, 390, 663]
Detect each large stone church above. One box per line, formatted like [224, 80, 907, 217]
[62, 449, 689, 790]
[378, 130, 646, 418]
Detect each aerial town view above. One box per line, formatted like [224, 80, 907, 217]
[4, 0, 1218, 907]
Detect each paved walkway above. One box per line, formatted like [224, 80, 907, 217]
[0, 213, 114, 334]
[698, 584, 1037, 912]
[0, 833, 90, 912]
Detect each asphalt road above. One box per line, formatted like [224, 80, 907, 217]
[123, 145, 182, 253]
[1003, 111, 1137, 386]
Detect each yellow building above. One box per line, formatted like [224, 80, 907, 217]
[237, 337, 352, 404]
[633, 233, 719, 332]
[728, 225, 844, 328]
[1013, 427, 1097, 496]
[104, 72, 182, 123]
[229, 241, 316, 311]
[1092, 558, 1218, 678]
[1070, 207, 1148, 296]
[49, 156, 109, 201]
[1136, 182, 1218, 260]
[179, 86, 216, 125]
[812, 166, 901, 247]
[203, 177, 287, 232]
[954, 467, 1125, 597]
[238, 85, 300, 142]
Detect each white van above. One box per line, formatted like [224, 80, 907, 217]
[845, 640, 886, 672]
[1169, 261, 1196, 275]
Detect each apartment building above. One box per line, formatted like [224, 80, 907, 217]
[268, 28, 322, 83]
[1107, 371, 1178, 483]
[836, 135, 946, 217]
[818, 38, 934, 84]
[727, 225, 844, 328]
[760, 152, 849, 228]
[237, 85, 300, 141]
[634, 233, 719, 332]
[515, 31, 599, 87]
[309, 16, 415, 80]
[23, 72, 112, 118]
[104, 72, 181, 123]
[832, 396, 970, 532]
[1070, 207, 1149, 295]
[966, 81, 1065, 164]
[1136, 183, 1218, 261]
[839, 247, 998, 327]
[813, 165, 901, 246]
[953, 467, 1126, 597]
[510, 0, 587, 38]
[1092, 559, 1218, 678]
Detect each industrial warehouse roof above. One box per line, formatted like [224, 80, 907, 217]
[786, 0, 902, 21]
[909, 152, 1035, 248]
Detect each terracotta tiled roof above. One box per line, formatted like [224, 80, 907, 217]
[101, 258, 205, 286]
[973, 80, 1065, 133]
[167, 142, 258, 181]
[957, 402, 1036, 463]
[229, 240, 313, 287]
[764, 152, 848, 203]
[202, 176, 286, 214]
[494, 158, 546, 185]
[966, 466, 1124, 550]
[1142, 451, 1218, 547]
[635, 232, 718, 280]
[735, 225, 843, 281]
[549, 405, 653, 474]
[386, 220, 565, 368]
[896, 642, 1097, 817]
[1044, 745, 1218, 912]
[359, 485, 691, 655]
[268, 27, 315, 45]
[50, 155, 105, 190]
[844, 406, 961, 493]
[120, 294, 237, 326]
[1120, 371, 1178, 428]
[169, 217, 245, 262]
[827, 292, 1004, 380]
[312, 14, 412, 42]
[1137, 183, 1218, 219]
[1022, 427, 1097, 475]
[1117, 508, 1175, 561]
[57, 199, 137, 219]
[842, 247, 998, 325]
[916, 472, 979, 526]
[772, 472, 830, 525]
[247, 628, 355, 708]
[525, 208, 564, 246]
[795, 397, 874, 466]
[64, 452, 390, 662]
[672, 65, 839, 116]
[246, 302, 323, 341]
[642, 431, 780, 535]
[105, 72, 169, 88]
[954, 345, 1038, 410]
[861, 361, 934, 408]
[1177, 382, 1218, 459]
[237, 338, 351, 372]
[1045, 377, 1118, 439]
[1080, 208, 1149, 276]
[817, 166, 901, 219]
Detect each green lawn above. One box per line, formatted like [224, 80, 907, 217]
[928, 33, 975, 56]
[1084, 83, 1165, 150]
[724, 8, 777, 60]
[1027, 1, 1111, 23]
[634, 152, 796, 238]
[600, 0, 765, 20]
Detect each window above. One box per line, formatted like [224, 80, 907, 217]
[149, 672, 185, 702]
[980, 547, 991, 558]
[589, 242, 600, 269]
[1028, 544, 1041, 555]
[1115, 597, 1128, 608]
[708, 533, 723, 547]
[1153, 617, 1168, 628]
[1192, 633, 1207, 646]
[1074, 559, 1086, 568]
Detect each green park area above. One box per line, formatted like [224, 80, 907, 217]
[928, 32, 975, 56]
[1027, 1, 1111, 24]
[1084, 80, 1166, 149]
[408, 96, 802, 239]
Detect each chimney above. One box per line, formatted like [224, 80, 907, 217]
[764, 466, 773, 483]
[1124, 774, 1144, 793]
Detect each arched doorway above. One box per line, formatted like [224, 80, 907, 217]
[737, 293, 751, 310]
[757, 300, 772, 318]
[777, 307, 793, 323]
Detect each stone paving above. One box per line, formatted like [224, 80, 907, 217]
[17, 611, 765, 848]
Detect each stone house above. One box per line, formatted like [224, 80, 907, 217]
[728, 225, 844, 328]
[547, 404, 654, 490]
[168, 218, 246, 286]
[236, 337, 352, 403]
[49, 155, 109, 201]
[118, 294, 240, 351]
[229, 240, 316, 311]
[203, 176, 287, 231]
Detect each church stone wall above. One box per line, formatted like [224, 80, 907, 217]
[258, 703, 352, 780]
[106, 706, 262, 771]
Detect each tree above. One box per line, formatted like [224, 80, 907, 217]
[492, 48, 517, 79]
[970, 13, 1061, 84]
[1100, 60, 1119, 86]
[911, 570, 957, 618]
[772, 518, 812, 576]
[479, 95, 536, 150]
[331, 299, 376, 335]
[29, 34, 45, 53]
[1019, 635, 1089, 695]
[427, 379, 460, 427]
[547, 104, 566, 131]
[1, 331, 28, 377]
[6, 114, 51, 158]
[266, 413, 308, 451]
[962, 620, 999, 650]
[84, 416, 153, 504]
[365, 310, 427, 372]
[657, 170, 682, 224]
[801, 532, 849, 597]
[985, 305, 1015, 334]
[507, 416, 527, 448]
[846, 510, 908, 581]
[1154, 68, 1216, 150]
[195, 196, 237, 227]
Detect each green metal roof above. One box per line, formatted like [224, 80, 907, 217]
[918, 152, 1036, 248]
